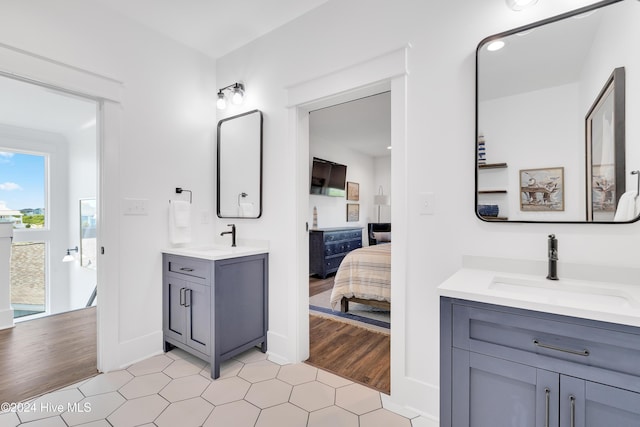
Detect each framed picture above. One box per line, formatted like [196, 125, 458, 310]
[520, 167, 564, 211]
[346, 181, 359, 201]
[586, 67, 625, 221]
[346, 203, 359, 222]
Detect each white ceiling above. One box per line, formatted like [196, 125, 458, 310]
[0, 76, 96, 136]
[90, 0, 330, 59]
[309, 92, 391, 158]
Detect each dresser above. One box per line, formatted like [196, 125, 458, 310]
[309, 227, 362, 278]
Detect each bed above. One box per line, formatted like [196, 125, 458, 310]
[330, 243, 391, 313]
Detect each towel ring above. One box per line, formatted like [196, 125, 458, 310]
[175, 187, 192, 204]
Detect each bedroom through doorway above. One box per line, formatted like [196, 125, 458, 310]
[305, 92, 392, 393]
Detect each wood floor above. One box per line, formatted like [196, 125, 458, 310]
[307, 314, 391, 394]
[309, 276, 335, 297]
[0, 307, 98, 403]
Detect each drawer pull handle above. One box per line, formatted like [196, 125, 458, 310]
[569, 395, 576, 427]
[533, 339, 590, 356]
[544, 388, 550, 427]
[180, 288, 186, 306]
[180, 267, 194, 272]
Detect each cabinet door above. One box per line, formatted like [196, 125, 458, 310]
[452, 349, 559, 427]
[165, 277, 187, 343]
[561, 376, 640, 427]
[185, 280, 211, 356]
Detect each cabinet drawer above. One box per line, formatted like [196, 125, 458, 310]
[325, 255, 345, 272]
[324, 230, 361, 242]
[167, 257, 209, 280]
[452, 303, 640, 377]
[324, 239, 362, 256]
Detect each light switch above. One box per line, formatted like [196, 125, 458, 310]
[123, 198, 149, 216]
[419, 192, 435, 215]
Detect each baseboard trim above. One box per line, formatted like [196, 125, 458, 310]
[113, 330, 164, 371]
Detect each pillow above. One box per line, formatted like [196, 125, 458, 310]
[373, 231, 391, 243]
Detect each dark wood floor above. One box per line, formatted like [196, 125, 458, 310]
[309, 275, 335, 297]
[0, 307, 98, 403]
[307, 314, 391, 394]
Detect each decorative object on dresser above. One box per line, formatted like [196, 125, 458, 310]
[162, 252, 268, 379]
[346, 181, 359, 201]
[309, 227, 362, 279]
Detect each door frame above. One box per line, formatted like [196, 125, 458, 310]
[286, 46, 409, 396]
[0, 43, 123, 373]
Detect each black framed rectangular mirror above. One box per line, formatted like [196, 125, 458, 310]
[476, 0, 639, 223]
[217, 109, 263, 218]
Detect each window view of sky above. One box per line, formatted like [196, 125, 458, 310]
[0, 151, 45, 211]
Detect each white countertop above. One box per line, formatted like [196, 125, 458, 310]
[163, 245, 268, 261]
[438, 262, 640, 328]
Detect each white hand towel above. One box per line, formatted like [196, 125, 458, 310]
[239, 202, 254, 217]
[613, 191, 639, 222]
[169, 200, 191, 244]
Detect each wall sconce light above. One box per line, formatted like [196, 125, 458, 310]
[216, 82, 245, 110]
[373, 186, 390, 223]
[506, 0, 538, 11]
[62, 246, 78, 262]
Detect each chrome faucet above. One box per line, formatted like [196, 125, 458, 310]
[221, 224, 236, 247]
[546, 234, 558, 280]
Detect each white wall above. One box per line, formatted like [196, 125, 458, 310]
[480, 83, 582, 221]
[0, 0, 217, 369]
[216, 0, 637, 420]
[374, 156, 391, 224]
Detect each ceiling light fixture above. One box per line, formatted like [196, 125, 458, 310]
[216, 82, 245, 110]
[506, 0, 538, 11]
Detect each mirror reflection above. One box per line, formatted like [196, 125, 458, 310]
[476, 0, 639, 223]
[217, 110, 263, 218]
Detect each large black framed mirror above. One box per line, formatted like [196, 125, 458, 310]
[476, 0, 639, 223]
[217, 109, 263, 218]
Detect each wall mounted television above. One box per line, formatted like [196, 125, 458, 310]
[310, 157, 347, 197]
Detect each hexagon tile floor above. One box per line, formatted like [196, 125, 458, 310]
[0, 347, 430, 427]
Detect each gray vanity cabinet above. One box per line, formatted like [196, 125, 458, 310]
[163, 253, 268, 379]
[441, 297, 640, 427]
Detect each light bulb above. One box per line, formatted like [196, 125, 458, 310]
[232, 90, 244, 105]
[216, 92, 226, 109]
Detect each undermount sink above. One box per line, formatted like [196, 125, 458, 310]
[489, 276, 638, 309]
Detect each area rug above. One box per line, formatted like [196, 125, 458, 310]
[309, 289, 390, 331]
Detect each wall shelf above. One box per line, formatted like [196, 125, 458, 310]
[478, 190, 507, 194]
[478, 162, 508, 169]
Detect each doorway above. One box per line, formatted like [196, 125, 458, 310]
[0, 75, 98, 321]
[288, 45, 409, 401]
[305, 92, 392, 392]
[0, 74, 100, 399]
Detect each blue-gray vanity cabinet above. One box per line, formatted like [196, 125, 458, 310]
[163, 253, 268, 379]
[441, 297, 640, 427]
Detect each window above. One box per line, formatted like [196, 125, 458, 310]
[0, 151, 46, 229]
